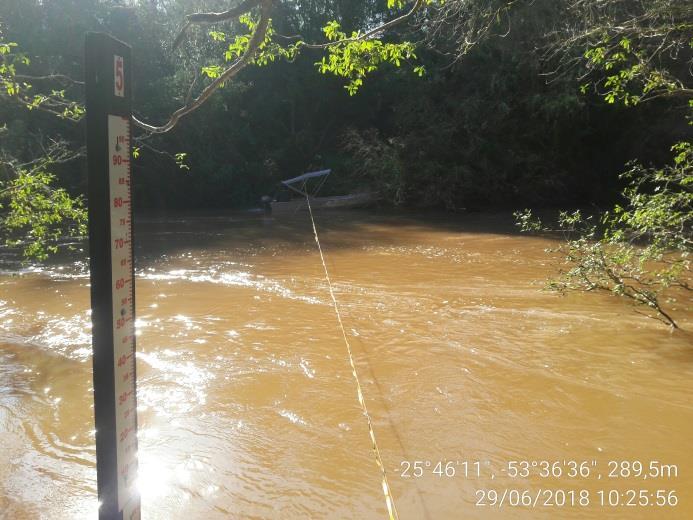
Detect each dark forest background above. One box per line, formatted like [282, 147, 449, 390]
[0, 0, 689, 212]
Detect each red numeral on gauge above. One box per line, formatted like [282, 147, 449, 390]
[117, 354, 131, 367]
[119, 391, 132, 406]
[115, 56, 124, 95]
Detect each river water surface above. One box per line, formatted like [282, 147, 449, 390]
[0, 211, 691, 519]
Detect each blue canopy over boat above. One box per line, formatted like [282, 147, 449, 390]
[280, 169, 331, 187]
[280, 169, 331, 197]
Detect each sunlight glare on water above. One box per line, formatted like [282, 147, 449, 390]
[0, 211, 691, 519]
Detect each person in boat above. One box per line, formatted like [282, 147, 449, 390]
[260, 195, 272, 213]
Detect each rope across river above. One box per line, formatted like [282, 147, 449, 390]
[304, 194, 400, 520]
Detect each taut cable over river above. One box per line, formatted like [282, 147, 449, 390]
[305, 196, 399, 520]
[1, 211, 691, 518]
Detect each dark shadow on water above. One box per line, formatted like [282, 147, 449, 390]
[131, 208, 533, 268]
[1, 208, 533, 273]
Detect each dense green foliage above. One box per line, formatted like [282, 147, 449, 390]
[1, 160, 87, 260]
[516, 141, 691, 327]
[0, 0, 691, 272]
[514, 0, 691, 327]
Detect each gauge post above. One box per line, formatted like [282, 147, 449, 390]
[85, 32, 140, 520]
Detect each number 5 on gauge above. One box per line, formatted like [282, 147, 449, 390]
[114, 55, 124, 97]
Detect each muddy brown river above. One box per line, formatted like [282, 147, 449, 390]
[1, 211, 691, 519]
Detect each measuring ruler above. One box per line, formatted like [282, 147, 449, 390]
[86, 33, 140, 520]
[108, 114, 138, 511]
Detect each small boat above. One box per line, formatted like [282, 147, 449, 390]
[270, 169, 378, 214]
